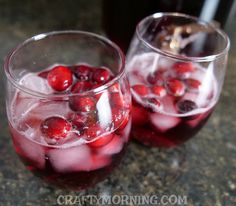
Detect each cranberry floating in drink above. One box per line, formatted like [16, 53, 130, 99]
[126, 13, 230, 147]
[4, 31, 131, 190]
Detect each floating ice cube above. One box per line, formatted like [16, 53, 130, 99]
[12, 93, 38, 120]
[49, 145, 92, 172]
[96, 92, 112, 128]
[19, 73, 53, 95]
[49, 145, 111, 172]
[12, 129, 45, 169]
[183, 92, 198, 102]
[30, 100, 70, 119]
[98, 135, 124, 155]
[150, 113, 180, 132]
[162, 95, 178, 114]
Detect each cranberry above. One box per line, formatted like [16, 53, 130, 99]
[71, 81, 93, 93]
[92, 82, 103, 90]
[117, 115, 129, 130]
[93, 67, 111, 83]
[72, 64, 92, 81]
[47, 66, 73, 91]
[165, 78, 186, 96]
[88, 133, 114, 148]
[40, 116, 71, 140]
[147, 70, 165, 85]
[132, 84, 149, 96]
[151, 85, 166, 97]
[145, 97, 162, 112]
[172, 62, 195, 79]
[69, 96, 96, 112]
[185, 78, 201, 92]
[109, 83, 120, 93]
[68, 113, 86, 130]
[176, 100, 197, 114]
[85, 124, 103, 139]
[110, 92, 125, 108]
[91, 82, 105, 100]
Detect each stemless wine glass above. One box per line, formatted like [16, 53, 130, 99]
[126, 13, 230, 148]
[4, 31, 131, 190]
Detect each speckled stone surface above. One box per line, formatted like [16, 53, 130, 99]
[0, 1, 236, 205]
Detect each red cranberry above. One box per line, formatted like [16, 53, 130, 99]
[71, 81, 93, 93]
[69, 96, 96, 112]
[145, 97, 162, 112]
[185, 78, 201, 92]
[132, 84, 149, 96]
[72, 64, 93, 81]
[93, 67, 111, 83]
[165, 78, 186, 96]
[47, 66, 73, 91]
[40, 116, 71, 140]
[172, 62, 195, 79]
[110, 92, 125, 108]
[85, 124, 103, 139]
[151, 85, 166, 97]
[109, 83, 120, 93]
[68, 113, 86, 130]
[147, 70, 165, 85]
[88, 133, 114, 148]
[176, 100, 197, 114]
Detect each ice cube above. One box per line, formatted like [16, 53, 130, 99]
[96, 92, 112, 129]
[162, 95, 178, 114]
[183, 92, 198, 102]
[12, 129, 45, 169]
[48, 145, 93, 172]
[30, 100, 70, 119]
[150, 113, 181, 132]
[19, 73, 53, 95]
[12, 93, 38, 120]
[98, 135, 124, 155]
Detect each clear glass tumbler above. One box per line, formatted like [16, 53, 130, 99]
[126, 13, 230, 148]
[4, 31, 131, 190]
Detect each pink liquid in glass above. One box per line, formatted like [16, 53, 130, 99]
[9, 64, 131, 190]
[127, 53, 217, 147]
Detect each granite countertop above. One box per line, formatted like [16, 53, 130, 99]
[0, 1, 236, 205]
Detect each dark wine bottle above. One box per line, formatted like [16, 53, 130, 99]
[102, 0, 234, 53]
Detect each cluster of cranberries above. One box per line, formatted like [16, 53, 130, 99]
[131, 62, 201, 113]
[38, 64, 127, 146]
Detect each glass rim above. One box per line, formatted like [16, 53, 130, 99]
[4, 30, 126, 99]
[136, 12, 230, 62]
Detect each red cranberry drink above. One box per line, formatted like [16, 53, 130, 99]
[4, 31, 131, 190]
[126, 13, 229, 147]
[126, 52, 217, 147]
